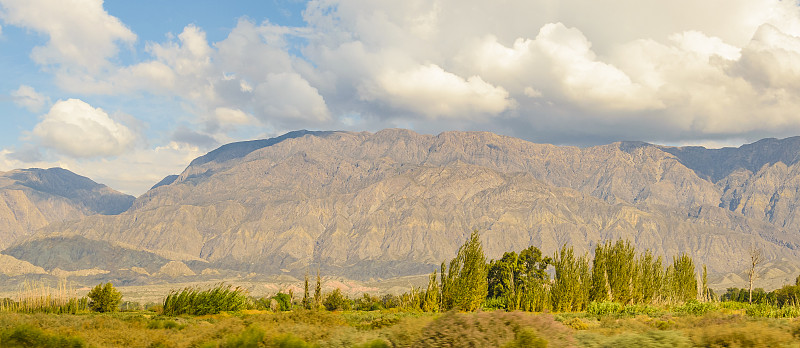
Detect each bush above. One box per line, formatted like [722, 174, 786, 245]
[323, 289, 351, 311]
[416, 311, 574, 348]
[689, 321, 795, 347]
[0, 324, 86, 348]
[272, 292, 292, 312]
[162, 284, 248, 316]
[87, 282, 122, 313]
[587, 301, 623, 317]
[674, 300, 716, 315]
[577, 330, 690, 348]
[219, 326, 265, 348]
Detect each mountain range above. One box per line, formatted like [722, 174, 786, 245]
[2, 129, 800, 291]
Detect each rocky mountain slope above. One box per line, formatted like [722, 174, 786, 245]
[0, 168, 134, 250]
[6, 130, 800, 287]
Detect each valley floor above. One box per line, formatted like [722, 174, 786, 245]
[1, 307, 799, 347]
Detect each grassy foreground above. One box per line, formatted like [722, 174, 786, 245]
[2, 307, 800, 347]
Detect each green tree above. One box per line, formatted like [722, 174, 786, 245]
[314, 269, 322, 310]
[272, 292, 292, 311]
[635, 250, 663, 304]
[667, 253, 697, 303]
[422, 270, 440, 312]
[551, 245, 590, 311]
[302, 272, 311, 309]
[87, 282, 122, 313]
[590, 242, 610, 302]
[323, 288, 350, 311]
[443, 230, 488, 311]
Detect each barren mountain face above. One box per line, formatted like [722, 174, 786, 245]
[7, 130, 800, 286]
[0, 168, 134, 250]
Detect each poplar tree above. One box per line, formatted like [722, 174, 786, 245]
[443, 230, 487, 311]
[422, 270, 440, 312]
[302, 272, 311, 309]
[590, 242, 610, 302]
[669, 253, 697, 303]
[314, 269, 322, 310]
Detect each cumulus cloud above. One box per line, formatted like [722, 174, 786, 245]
[0, 0, 135, 71]
[32, 99, 137, 158]
[11, 85, 50, 112]
[362, 64, 513, 118]
[8, 0, 800, 148]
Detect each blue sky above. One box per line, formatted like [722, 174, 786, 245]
[2, 0, 800, 195]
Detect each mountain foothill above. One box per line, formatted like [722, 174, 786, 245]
[2, 129, 800, 291]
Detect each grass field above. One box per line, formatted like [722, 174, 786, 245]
[2, 305, 800, 347]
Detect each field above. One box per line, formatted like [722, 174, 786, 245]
[2, 303, 800, 347]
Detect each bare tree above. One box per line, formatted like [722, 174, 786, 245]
[748, 247, 763, 304]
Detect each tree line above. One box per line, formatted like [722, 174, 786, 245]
[414, 230, 704, 313]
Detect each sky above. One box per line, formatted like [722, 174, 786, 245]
[2, 0, 800, 196]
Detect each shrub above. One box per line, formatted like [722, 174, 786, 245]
[323, 289, 351, 311]
[503, 328, 547, 348]
[562, 317, 589, 330]
[162, 284, 248, 316]
[577, 330, 690, 348]
[674, 300, 716, 315]
[219, 326, 265, 348]
[587, 301, 623, 317]
[416, 310, 574, 348]
[0, 324, 86, 348]
[689, 321, 794, 347]
[269, 333, 314, 348]
[352, 339, 390, 348]
[87, 282, 122, 313]
[272, 292, 292, 312]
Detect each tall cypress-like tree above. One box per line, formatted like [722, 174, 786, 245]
[443, 230, 488, 311]
[590, 242, 610, 302]
[302, 272, 311, 309]
[422, 270, 440, 312]
[669, 253, 697, 303]
[314, 269, 322, 310]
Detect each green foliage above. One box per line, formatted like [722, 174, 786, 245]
[0, 324, 86, 348]
[352, 339, 390, 348]
[688, 321, 795, 347]
[442, 230, 488, 311]
[502, 328, 548, 348]
[487, 246, 551, 312]
[87, 282, 122, 313]
[587, 301, 623, 317]
[635, 250, 664, 304]
[674, 300, 716, 315]
[422, 270, 439, 312]
[323, 288, 351, 311]
[551, 245, 590, 312]
[272, 292, 292, 311]
[269, 333, 315, 348]
[773, 284, 800, 307]
[302, 273, 311, 310]
[314, 270, 322, 310]
[219, 326, 265, 348]
[162, 284, 247, 316]
[666, 254, 697, 303]
[353, 293, 383, 311]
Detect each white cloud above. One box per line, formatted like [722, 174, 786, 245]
[362, 64, 513, 118]
[0, 0, 135, 71]
[32, 99, 137, 158]
[11, 85, 49, 112]
[8, 0, 800, 148]
[214, 107, 253, 125]
[254, 72, 331, 123]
